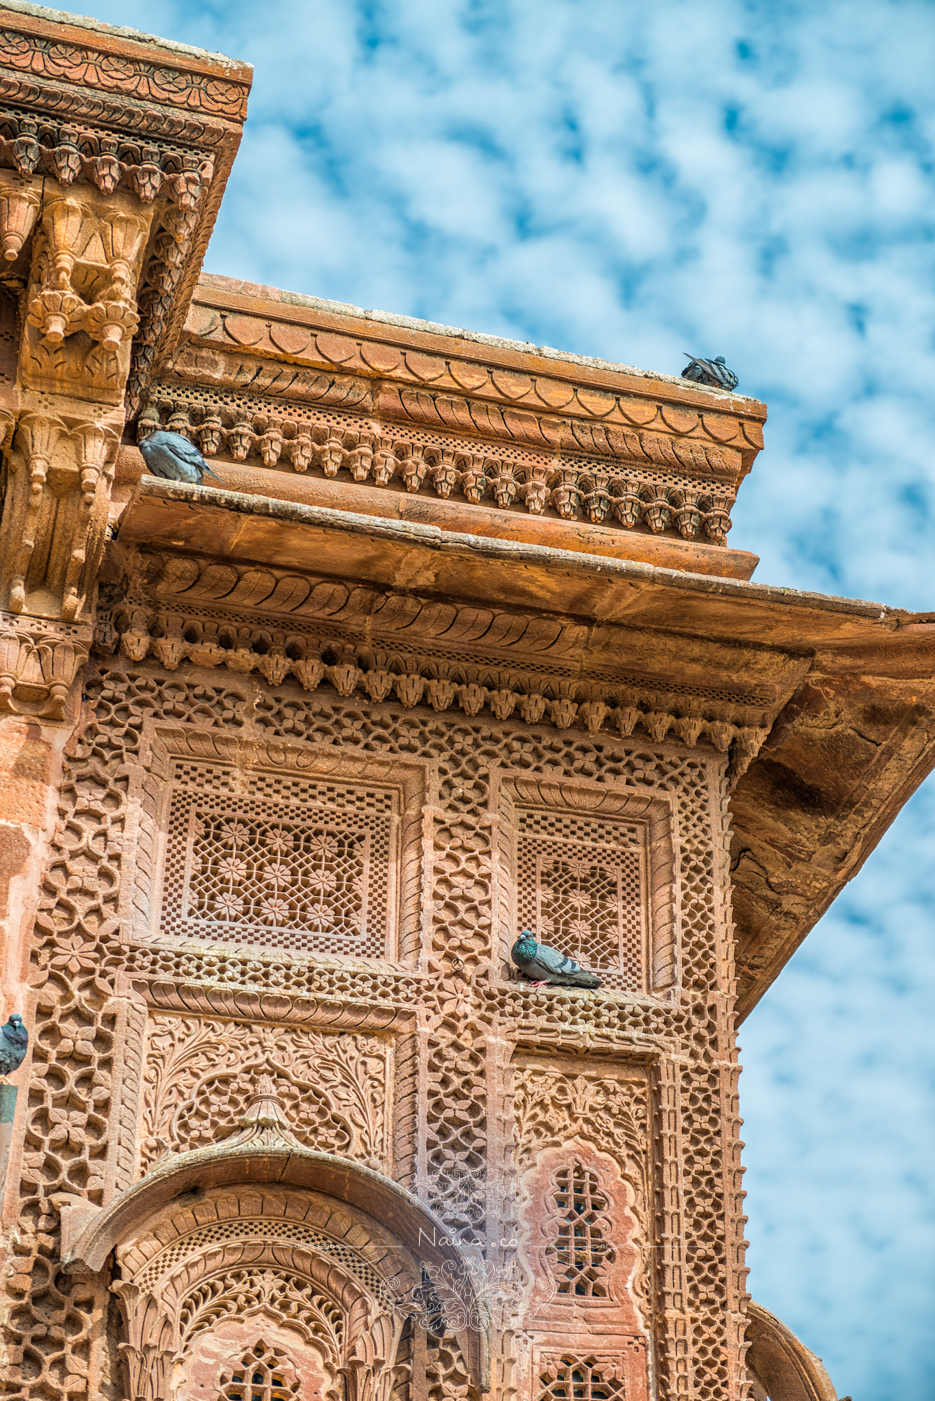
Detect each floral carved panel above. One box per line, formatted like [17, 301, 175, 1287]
[139, 1015, 394, 1173]
[124, 726, 430, 965]
[491, 771, 679, 992]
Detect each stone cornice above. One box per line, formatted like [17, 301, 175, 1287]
[178, 281, 765, 476]
[145, 280, 768, 570]
[0, 4, 251, 119]
[0, 7, 252, 411]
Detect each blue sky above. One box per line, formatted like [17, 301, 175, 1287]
[63, 1, 935, 1394]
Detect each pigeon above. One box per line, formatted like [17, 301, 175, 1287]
[138, 429, 222, 485]
[681, 354, 739, 391]
[0, 1014, 28, 1077]
[511, 930, 602, 989]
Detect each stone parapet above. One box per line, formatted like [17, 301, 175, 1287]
[139, 273, 767, 579]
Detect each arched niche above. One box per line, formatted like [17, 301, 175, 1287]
[517, 1137, 648, 1332]
[63, 1135, 490, 1401]
[746, 1301, 841, 1401]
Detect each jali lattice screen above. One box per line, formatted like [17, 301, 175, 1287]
[515, 808, 646, 987]
[159, 761, 396, 958]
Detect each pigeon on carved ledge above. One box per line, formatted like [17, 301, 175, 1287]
[0, 1014, 27, 1077]
[511, 930, 602, 989]
[139, 429, 222, 485]
[680, 355, 739, 391]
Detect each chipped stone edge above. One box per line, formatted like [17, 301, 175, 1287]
[197, 273, 758, 405]
[131, 476, 905, 625]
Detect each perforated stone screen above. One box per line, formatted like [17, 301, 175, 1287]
[515, 808, 646, 986]
[159, 760, 396, 958]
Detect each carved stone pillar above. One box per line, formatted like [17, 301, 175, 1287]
[0, 22, 251, 1397]
[0, 7, 250, 1031]
[0, 1, 251, 684]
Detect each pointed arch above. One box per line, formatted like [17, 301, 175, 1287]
[62, 1141, 490, 1396]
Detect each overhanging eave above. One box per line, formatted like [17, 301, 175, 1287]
[113, 479, 935, 1020]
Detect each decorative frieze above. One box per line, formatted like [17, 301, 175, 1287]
[101, 606, 770, 771]
[140, 386, 738, 543]
[178, 291, 765, 474]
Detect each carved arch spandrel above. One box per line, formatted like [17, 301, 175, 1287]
[490, 769, 680, 992]
[138, 1013, 395, 1175]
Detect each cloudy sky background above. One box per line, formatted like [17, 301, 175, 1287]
[63, 0, 935, 1394]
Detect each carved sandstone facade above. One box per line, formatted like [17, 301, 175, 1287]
[0, 8, 931, 1401]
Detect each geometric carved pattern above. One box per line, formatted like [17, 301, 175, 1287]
[492, 772, 677, 993]
[426, 1033, 487, 1244]
[427, 1337, 473, 1401]
[547, 1163, 614, 1298]
[161, 764, 393, 957]
[516, 809, 644, 981]
[8, 664, 737, 1401]
[128, 1216, 397, 1305]
[220, 1341, 300, 1401]
[140, 1017, 392, 1173]
[537, 1354, 638, 1401]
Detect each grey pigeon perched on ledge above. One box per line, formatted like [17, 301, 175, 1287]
[511, 930, 602, 989]
[139, 429, 222, 485]
[0, 1014, 27, 1077]
[681, 354, 739, 391]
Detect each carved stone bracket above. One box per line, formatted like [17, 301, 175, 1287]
[19, 182, 157, 404]
[0, 608, 90, 718]
[0, 410, 119, 621]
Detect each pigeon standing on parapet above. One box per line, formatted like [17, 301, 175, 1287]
[511, 930, 602, 989]
[139, 429, 222, 485]
[681, 355, 739, 391]
[0, 1014, 27, 1077]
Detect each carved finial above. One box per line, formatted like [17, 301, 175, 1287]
[218, 1075, 304, 1152]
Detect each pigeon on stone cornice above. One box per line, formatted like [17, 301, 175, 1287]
[681, 355, 739, 391]
[0, 1014, 27, 1078]
[510, 930, 602, 989]
[139, 429, 222, 486]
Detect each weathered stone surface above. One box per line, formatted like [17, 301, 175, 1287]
[0, 7, 917, 1401]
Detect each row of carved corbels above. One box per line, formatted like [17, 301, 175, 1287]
[0, 408, 119, 621]
[0, 112, 214, 206]
[142, 392, 739, 478]
[0, 611, 90, 718]
[100, 606, 771, 771]
[137, 409, 734, 541]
